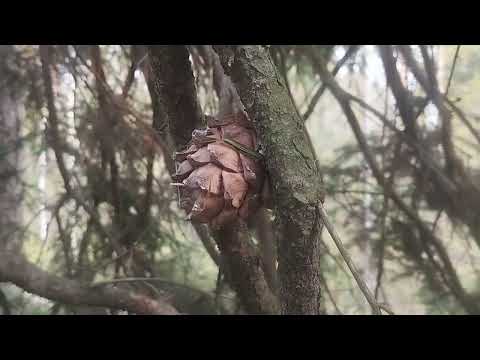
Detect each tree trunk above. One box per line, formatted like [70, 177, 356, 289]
[214, 45, 325, 314]
[147, 45, 280, 314]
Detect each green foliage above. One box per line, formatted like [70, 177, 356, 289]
[3, 44, 480, 315]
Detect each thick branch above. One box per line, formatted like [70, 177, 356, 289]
[137, 45, 176, 174]
[213, 224, 280, 314]
[141, 48, 221, 266]
[193, 45, 279, 290]
[147, 45, 203, 149]
[148, 45, 277, 314]
[214, 45, 324, 314]
[378, 46, 418, 138]
[0, 250, 178, 315]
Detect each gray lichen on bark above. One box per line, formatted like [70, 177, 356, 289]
[147, 45, 279, 314]
[214, 45, 325, 314]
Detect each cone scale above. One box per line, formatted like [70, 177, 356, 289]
[172, 113, 265, 228]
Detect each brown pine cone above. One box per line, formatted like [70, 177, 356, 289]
[172, 113, 266, 229]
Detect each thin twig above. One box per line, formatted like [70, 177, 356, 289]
[317, 202, 387, 315]
[303, 45, 359, 121]
[445, 45, 461, 97]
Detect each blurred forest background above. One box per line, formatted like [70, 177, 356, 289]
[1, 45, 479, 315]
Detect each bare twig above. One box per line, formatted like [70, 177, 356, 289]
[316, 203, 384, 315]
[303, 45, 359, 121]
[445, 45, 461, 97]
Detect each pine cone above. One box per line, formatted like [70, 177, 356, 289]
[172, 113, 265, 229]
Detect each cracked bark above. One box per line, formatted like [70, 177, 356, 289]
[214, 45, 324, 314]
[193, 45, 279, 293]
[147, 45, 279, 314]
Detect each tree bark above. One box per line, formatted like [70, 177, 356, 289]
[148, 45, 280, 314]
[214, 45, 324, 314]
[0, 250, 178, 315]
[213, 224, 280, 314]
[192, 45, 279, 293]
[147, 45, 203, 149]
[252, 209, 279, 293]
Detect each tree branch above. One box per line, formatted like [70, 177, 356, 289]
[0, 250, 178, 315]
[147, 45, 203, 149]
[193, 45, 279, 291]
[313, 53, 480, 314]
[147, 45, 278, 314]
[303, 45, 359, 121]
[445, 45, 461, 97]
[317, 203, 382, 314]
[212, 224, 280, 314]
[378, 46, 418, 139]
[214, 45, 324, 314]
